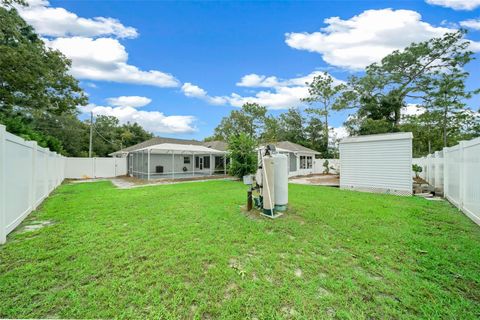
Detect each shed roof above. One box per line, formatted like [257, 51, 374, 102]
[340, 132, 413, 144]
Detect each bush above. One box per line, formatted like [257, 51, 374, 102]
[412, 164, 423, 178]
[227, 133, 257, 178]
[323, 159, 330, 174]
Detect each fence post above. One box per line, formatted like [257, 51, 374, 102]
[92, 157, 96, 179]
[459, 141, 466, 210]
[0, 125, 6, 244]
[443, 148, 448, 198]
[44, 149, 48, 196]
[30, 141, 37, 210]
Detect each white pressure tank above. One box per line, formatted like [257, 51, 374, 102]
[273, 153, 288, 211]
[262, 155, 275, 216]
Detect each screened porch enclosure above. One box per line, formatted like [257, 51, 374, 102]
[127, 143, 227, 180]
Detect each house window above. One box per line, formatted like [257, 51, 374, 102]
[300, 156, 313, 169]
[300, 156, 306, 169]
[195, 156, 199, 168]
[184, 156, 190, 164]
[203, 156, 210, 169]
[306, 156, 313, 169]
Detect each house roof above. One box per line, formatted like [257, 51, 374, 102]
[110, 137, 204, 156]
[111, 136, 317, 156]
[202, 140, 228, 152]
[136, 143, 226, 154]
[272, 141, 319, 154]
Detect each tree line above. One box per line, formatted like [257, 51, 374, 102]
[209, 30, 479, 158]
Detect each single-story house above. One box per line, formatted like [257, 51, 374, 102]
[260, 141, 320, 177]
[110, 137, 228, 180]
[112, 137, 319, 179]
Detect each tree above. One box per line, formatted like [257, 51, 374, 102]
[401, 108, 480, 156]
[87, 116, 154, 157]
[227, 133, 257, 179]
[0, 5, 87, 152]
[421, 71, 479, 147]
[120, 122, 154, 149]
[302, 72, 345, 155]
[1, 0, 26, 6]
[304, 114, 326, 154]
[337, 30, 475, 135]
[277, 108, 306, 145]
[260, 115, 281, 143]
[210, 103, 267, 141]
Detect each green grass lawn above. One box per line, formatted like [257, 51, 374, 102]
[1, 180, 479, 319]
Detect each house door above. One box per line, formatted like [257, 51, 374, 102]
[195, 156, 204, 170]
[128, 154, 133, 176]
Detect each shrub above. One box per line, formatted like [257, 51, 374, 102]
[323, 159, 330, 174]
[412, 164, 423, 178]
[227, 133, 257, 178]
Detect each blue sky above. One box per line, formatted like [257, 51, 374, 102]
[16, 0, 480, 140]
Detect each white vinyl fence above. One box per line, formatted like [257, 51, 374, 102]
[0, 125, 65, 244]
[313, 159, 340, 174]
[415, 137, 480, 226]
[65, 157, 127, 179]
[412, 151, 444, 192]
[1, 125, 129, 243]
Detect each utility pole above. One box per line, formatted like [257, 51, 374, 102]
[89, 111, 93, 158]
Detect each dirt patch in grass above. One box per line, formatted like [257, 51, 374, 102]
[111, 175, 232, 188]
[18, 220, 54, 233]
[289, 174, 339, 186]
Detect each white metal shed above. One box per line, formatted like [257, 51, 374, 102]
[339, 132, 413, 196]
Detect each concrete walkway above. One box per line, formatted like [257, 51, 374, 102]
[289, 174, 339, 187]
[68, 175, 233, 189]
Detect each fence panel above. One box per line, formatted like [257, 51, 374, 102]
[0, 125, 65, 244]
[35, 148, 48, 207]
[313, 159, 340, 174]
[444, 145, 461, 207]
[461, 139, 480, 225]
[4, 132, 33, 235]
[94, 158, 116, 178]
[64, 157, 127, 179]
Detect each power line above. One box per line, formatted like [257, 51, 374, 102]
[92, 123, 119, 147]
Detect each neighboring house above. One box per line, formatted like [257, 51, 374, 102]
[260, 141, 320, 177]
[110, 137, 228, 179]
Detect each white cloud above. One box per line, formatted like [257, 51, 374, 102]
[79, 104, 196, 134]
[229, 71, 344, 109]
[228, 86, 309, 110]
[46, 37, 179, 87]
[460, 18, 480, 30]
[236, 74, 280, 88]
[332, 126, 349, 139]
[11, 1, 178, 89]
[402, 104, 426, 116]
[285, 9, 479, 70]
[181, 83, 228, 105]
[426, 0, 480, 10]
[17, 0, 138, 38]
[106, 96, 152, 108]
[237, 71, 344, 88]
[183, 71, 343, 110]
